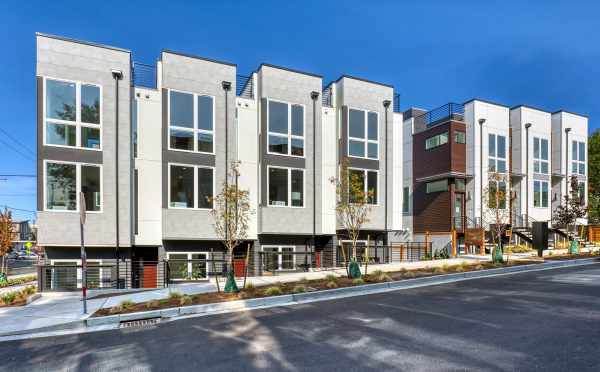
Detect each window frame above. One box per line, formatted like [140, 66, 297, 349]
[425, 132, 449, 150]
[454, 131, 466, 144]
[488, 133, 507, 173]
[261, 245, 296, 271]
[347, 107, 379, 160]
[167, 163, 215, 210]
[533, 180, 549, 208]
[266, 99, 306, 158]
[266, 165, 305, 208]
[167, 89, 216, 155]
[402, 186, 410, 213]
[571, 140, 586, 176]
[166, 252, 209, 280]
[43, 159, 103, 213]
[43, 77, 103, 151]
[533, 137, 549, 175]
[347, 167, 379, 205]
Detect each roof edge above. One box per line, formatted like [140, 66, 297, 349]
[162, 50, 236, 67]
[510, 104, 551, 114]
[335, 74, 394, 89]
[258, 63, 322, 79]
[36, 32, 131, 54]
[463, 98, 509, 108]
[551, 110, 589, 119]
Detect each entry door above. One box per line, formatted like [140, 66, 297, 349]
[454, 194, 465, 231]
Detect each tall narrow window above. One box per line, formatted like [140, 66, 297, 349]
[533, 180, 549, 208]
[488, 181, 506, 209]
[455, 131, 466, 144]
[533, 137, 549, 174]
[572, 141, 585, 175]
[169, 90, 214, 153]
[348, 169, 378, 205]
[348, 109, 378, 159]
[402, 187, 409, 213]
[291, 169, 304, 207]
[46, 162, 76, 211]
[197, 168, 214, 209]
[488, 134, 507, 173]
[578, 181, 586, 206]
[268, 100, 304, 157]
[81, 165, 101, 211]
[169, 165, 194, 208]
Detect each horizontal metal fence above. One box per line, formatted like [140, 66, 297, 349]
[414, 102, 464, 128]
[236, 74, 254, 99]
[132, 62, 157, 89]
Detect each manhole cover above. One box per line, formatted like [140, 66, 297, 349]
[119, 318, 161, 329]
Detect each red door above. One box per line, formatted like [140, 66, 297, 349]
[143, 263, 157, 288]
[233, 258, 246, 277]
[315, 251, 321, 268]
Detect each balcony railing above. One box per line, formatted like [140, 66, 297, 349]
[322, 84, 333, 107]
[393, 93, 401, 113]
[236, 74, 254, 99]
[132, 62, 157, 89]
[414, 102, 464, 128]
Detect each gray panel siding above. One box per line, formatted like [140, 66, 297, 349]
[258, 65, 322, 235]
[36, 35, 132, 247]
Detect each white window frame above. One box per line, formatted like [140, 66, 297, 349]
[266, 99, 306, 158]
[167, 89, 216, 155]
[167, 163, 215, 210]
[347, 107, 379, 160]
[43, 160, 103, 213]
[166, 252, 209, 280]
[572, 140, 586, 176]
[488, 133, 507, 173]
[266, 165, 305, 208]
[425, 132, 449, 150]
[533, 137, 549, 175]
[261, 245, 296, 271]
[347, 167, 379, 205]
[533, 180, 549, 208]
[43, 77, 103, 151]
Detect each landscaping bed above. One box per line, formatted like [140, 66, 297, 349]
[93, 260, 541, 317]
[0, 275, 37, 289]
[543, 252, 600, 261]
[0, 285, 38, 307]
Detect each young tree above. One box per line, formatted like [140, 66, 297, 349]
[330, 159, 373, 278]
[211, 162, 253, 293]
[0, 208, 14, 283]
[587, 130, 600, 224]
[482, 173, 515, 263]
[553, 176, 587, 253]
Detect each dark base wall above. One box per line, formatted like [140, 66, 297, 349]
[43, 246, 132, 262]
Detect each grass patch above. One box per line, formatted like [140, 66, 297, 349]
[179, 295, 192, 306]
[326, 281, 338, 289]
[352, 278, 365, 285]
[0, 275, 37, 289]
[262, 286, 282, 296]
[168, 291, 183, 300]
[292, 285, 306, 293]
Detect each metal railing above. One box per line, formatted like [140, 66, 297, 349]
[132, 62, 157, 89]
[236, 74, 254, 99]
[322, 85, 333, 107]
[393, 93, 401, 113]
[414, 102, 464, 128]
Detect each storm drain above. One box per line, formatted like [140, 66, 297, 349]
[119, 318, 161, 329]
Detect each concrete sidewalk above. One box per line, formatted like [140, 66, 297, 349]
[0, 256, 485, 337]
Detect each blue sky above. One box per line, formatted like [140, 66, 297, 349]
[1, 0, 599, 220]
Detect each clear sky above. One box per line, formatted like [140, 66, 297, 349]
[1, 0, 599, 221]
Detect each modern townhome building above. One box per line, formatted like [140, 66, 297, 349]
[35, 33, 405, 290]
[402, 99, 588, 254]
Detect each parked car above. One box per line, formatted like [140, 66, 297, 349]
[16, 251, 38, 260]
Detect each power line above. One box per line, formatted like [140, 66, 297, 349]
[0, 175, 36, 177]
[0, 127, 35, 156]
[0, 138, 35, 162]
[1, 205, 37, 213]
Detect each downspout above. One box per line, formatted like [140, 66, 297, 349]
[525, 123, 531, 224]
[112, 69, 123, 286]
[311, 91, 320, 262]
[383, 100, 391, 244]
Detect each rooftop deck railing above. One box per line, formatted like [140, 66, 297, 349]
[415, 102, 464, 128]
[393, 93, 401, 113]
[131, 62, 157, 89]
[236, 74, 254, 99]
[322, 85, 333, 107]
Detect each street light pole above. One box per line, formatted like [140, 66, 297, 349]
[525, 123, 532, 224]
[478, 118, 486, 226]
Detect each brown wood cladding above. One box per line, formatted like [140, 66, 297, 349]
[412, 120, 466, 233]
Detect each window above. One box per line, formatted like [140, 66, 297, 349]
[488, 180, 507, 209]
[262, 246, 296, 271]
[268, 167, 304, 207]
[169, 90, 214, 153]
[45, 161, 102, 212]
[426, 179, 448, 194]
[402, 187, 409, 213]
[488, 134, 507, 173]
[572, 141, 585, 175]
[455, 178, 466, 192]
[533, 137, 549, 174]
[348, 169, 378, 204]
[169, 164, 214, 209]
[425, 132, 449, 150]
[578, 181, 586, 206]
[348, 109, 378, 159]
[44, 78, 102, 149]
[167, 252, 208, 280]
[455, 131, 466, 144]
[268, 100, 304, 157]
[534, 180, 549, 208]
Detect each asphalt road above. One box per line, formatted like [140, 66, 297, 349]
[1, 264, 600, 371]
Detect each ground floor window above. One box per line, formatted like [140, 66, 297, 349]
[534, 180, 549, 208]
[262, 246, 295, 271]
[49, 260, 103, 290]
[167, 252, 208, 280]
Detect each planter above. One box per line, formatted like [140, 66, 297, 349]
[569, 240, 579, 255]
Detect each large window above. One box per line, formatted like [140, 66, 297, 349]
[268, 100, 304, 157]
[169, 164, 214, 209]
[488, 133, 507, 173]
[348, 169, 378, 205]
[45, 161, 102, 212]
[488, 180, 507, 209]
[45, 78, 101, 149]
[572, 141, 585, 175]
[169, 90, 214, 154]
[426, 179, 448, 194]
[425, 132, 449, 150]
[402, 187, 409, 213]
[262, 246, 295, 271]
[348, 109, 378, 159]
[533, 137, 549, 174]
[268, 167, 304, 207]
[533, 180, 549, 208]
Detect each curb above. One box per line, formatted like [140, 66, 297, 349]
[2, 257, 597, 339]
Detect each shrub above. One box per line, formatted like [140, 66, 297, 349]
[399, 268, 408, 274]
[263, 286, 282, 296]
[325, 274, 338, 282]
[292, 285, 306, 293]
[403, 271, 416, 279]
[473, 264, 484, 270]
[244, 282, 256, 291]
[370, 269, 384, 277]
[168, 291, 183, 300]
[146, 299, 160, 309]
[1, 292, 17, 305]
[179, 295, 192, 306]
[433, 267, 446, 274]
[453, 266, 464, 273]
[23, 286, 37, 295]
[0, 275, 37, 289]
[352, 278, 365, 285]
[326, 281, 338, 289]
[119, 300, 135, 310]
[460, 262, 472, 270]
